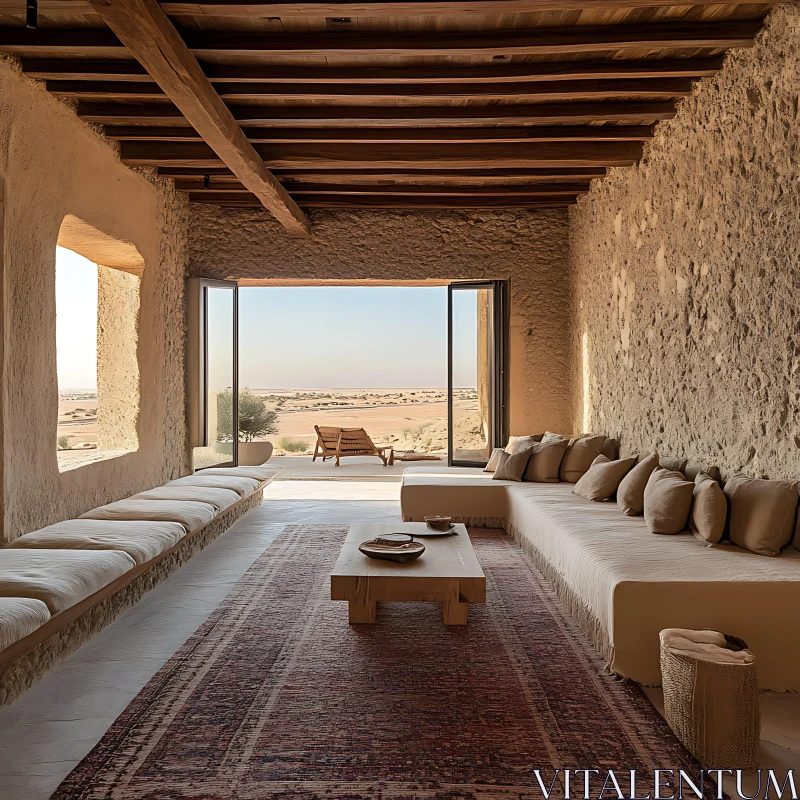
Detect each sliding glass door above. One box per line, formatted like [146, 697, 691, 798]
[187, 278, 238, 469]
[448, 281, 507, 467]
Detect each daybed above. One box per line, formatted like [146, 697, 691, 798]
[0, 462, 283, 705]
[401, 465, 800, 690]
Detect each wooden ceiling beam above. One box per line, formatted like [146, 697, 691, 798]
[22, 56, 725, 84]
[47, 77, 695, 101]
[0, 21, 759, 57]
[158, 166, 608, 182]
[178, 181, 591, 195]
[80, 0, 308, 234]
[191, 193, 578, 207]
[120, 139, 642, 168]
[78, 100, 677, 125]
[104, 125, 654, 143]
[0, 0, 777, 17]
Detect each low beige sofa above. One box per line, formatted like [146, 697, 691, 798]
[401, 465, 800, 690]
[0, 462, 282, 704]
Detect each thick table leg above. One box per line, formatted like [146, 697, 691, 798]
[348, 578, 376, 623]
[442, 584, 469, 625]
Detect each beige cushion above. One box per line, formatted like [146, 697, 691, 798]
[600, 438, 619, 460]
[80, 499, 217, 532]
[684, 462, 722, 483]
[133, 486, 240, 512]
[523, 440, 568, 483]
[166, 474, 260, 497]
[643, 467, 694, 535]
[505, 435, 542, 455]
[573, 454, 637, 502]
[616, 452, 659, 516]
[484, 448, 505, 473]
[0, 597, 50, 652]
[724, 475, 799, 557]
[659, 455, 688, 474]
[7, 519, 187, 566]
[0, 549, 136, 613]
[492, 449, 531, 482]
[558, 435, 606, 483]
[690, 473, 727, 545]
[542, 431, 571, 446]
[197, 464, 282, 483]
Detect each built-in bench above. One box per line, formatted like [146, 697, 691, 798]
[0, 463, 282, 705]
[401, 465, 800, 690]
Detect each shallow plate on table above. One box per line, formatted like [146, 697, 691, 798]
[412, 526, 458, 537]
[359, 538, 425, 563]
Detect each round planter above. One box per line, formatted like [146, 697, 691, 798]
[238, 441, 274, 466]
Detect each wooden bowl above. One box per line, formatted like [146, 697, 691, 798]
[425, 515, 453, 531]
[359, 538, 425, 563]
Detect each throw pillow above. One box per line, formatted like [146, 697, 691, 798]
[723, 474, 799, 557]
[492, 448, 532, 482]
[484, 448, 505, 473]
[600, 438, 619, 460]
[690, 472, 727, 544]
[643, 467, 694, 535]
[684, 461, 722, 483]
[659, 455, 688, 474]
[573, 454, 637, 502]
[523, 440, 568, 483]
[616, 452, 659, 516]
[505, 435, 543, 455]
[542, 431, 571, 446]
[558, 435, 606, 483]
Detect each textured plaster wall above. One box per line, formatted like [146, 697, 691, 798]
[0, 57, 191, 542]
[97, 267, 140, 453]
[189, 206, 572, 437]
[568, 4, 800, 480]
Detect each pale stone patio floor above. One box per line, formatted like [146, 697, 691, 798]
[0, 480, 796, 800]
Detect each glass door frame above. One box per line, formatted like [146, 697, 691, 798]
[186, 277, 239, 469]
[447, 280, 509, 468]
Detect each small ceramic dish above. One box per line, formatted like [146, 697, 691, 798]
[359, 537, 425, 563]
[425, 515, 453, 531]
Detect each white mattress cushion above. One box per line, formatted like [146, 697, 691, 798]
[79, 499, 217, 532]
[0, 549, 136, 613]
[0, 597, 50, 652]
[133, 486, 240, 512]
[166, 474, 260, 497]
[197, 464, 283, 483]
[7, 519, 186, 566]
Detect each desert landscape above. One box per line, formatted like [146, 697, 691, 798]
[58, 387, 488, 462]
[250, 387, 485, 457]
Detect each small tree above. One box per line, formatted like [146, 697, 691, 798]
[57, 435, 70, 450]
[217, 388, 279, 443]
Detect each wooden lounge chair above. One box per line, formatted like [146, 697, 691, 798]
[313, 425, 394, 466]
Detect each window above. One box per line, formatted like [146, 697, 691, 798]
[55, 217, 141, 472]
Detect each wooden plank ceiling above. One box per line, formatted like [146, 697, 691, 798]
[0, 0, 777, 231]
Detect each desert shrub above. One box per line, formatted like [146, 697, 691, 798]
[57, 436, 70, 450]
[280, 437, 307, 453]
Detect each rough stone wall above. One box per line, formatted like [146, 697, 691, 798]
[189, 206, 571, 437]
[97, 267, 140, 452]
[0, 57, 191, 542]
[568, 4, 800, 480]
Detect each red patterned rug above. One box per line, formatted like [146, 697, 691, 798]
[52, 525, 710, 800]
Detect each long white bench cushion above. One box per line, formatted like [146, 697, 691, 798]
[80, 499, 217, 532]
[505, 483, 800, 690]
[0, 550, 136, 613]
[198, 464, 283, 484]
[132, 486, 240, 513]
[6, 519, 186, 566]
[401, 465, 511, 523]
[0, 598, 50, 652]
[166, 475, 260, 497]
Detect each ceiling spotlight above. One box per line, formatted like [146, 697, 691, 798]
[26, 0, 38, 30]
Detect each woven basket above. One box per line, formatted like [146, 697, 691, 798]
[660, 633, 760, 769]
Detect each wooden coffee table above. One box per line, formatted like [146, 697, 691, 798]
[330, 522, 486, 625]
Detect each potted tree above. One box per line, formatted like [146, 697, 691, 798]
[217, 389, 279, 465]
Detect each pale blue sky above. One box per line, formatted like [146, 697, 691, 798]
[55, 246, 98, 392]
[238, 286, 456, 389]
